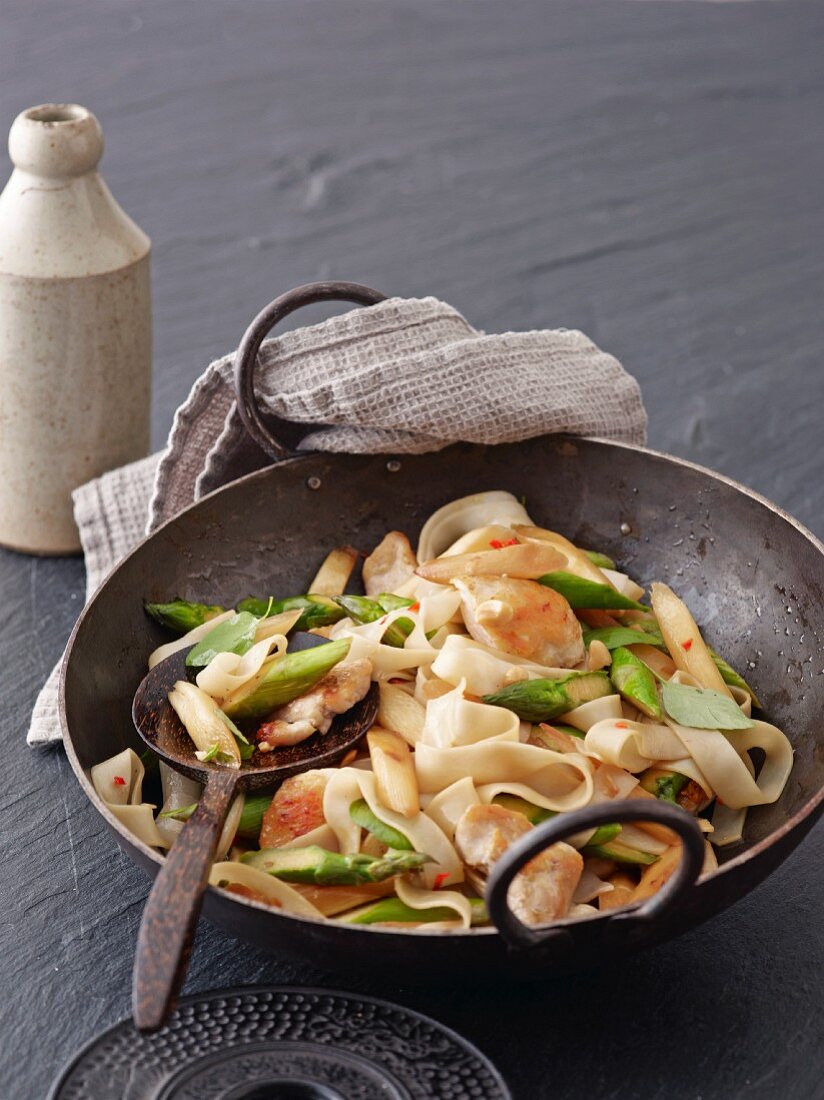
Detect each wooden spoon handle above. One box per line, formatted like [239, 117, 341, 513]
[132, 768, 237, 1032]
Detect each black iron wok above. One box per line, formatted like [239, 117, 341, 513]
[60, 284, 824, 981]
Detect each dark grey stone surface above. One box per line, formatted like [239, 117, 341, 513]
[1, 2, 822, 1098]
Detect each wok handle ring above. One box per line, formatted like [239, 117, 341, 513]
[233, 280, 388, 462]
[486, 798, 705, 953]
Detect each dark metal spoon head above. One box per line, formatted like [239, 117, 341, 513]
[132, 634, 378, 792]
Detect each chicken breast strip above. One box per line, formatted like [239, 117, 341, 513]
[454, 575, 585, 668]
[256, 658, 373, 751]
[363, 531, 418, 597]
[455, 803, 583, 926]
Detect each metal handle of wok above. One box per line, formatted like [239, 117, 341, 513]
[233, 280, 388, 462]
[486, 799, 706, 954]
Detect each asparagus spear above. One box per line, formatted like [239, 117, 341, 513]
[145, 598, 224, 634]
[609, 646, 664, 720]
[343, 896, 489, 925]
[334, 595, 415, 648]
[237, 594, 344, 632]
[586, 823, 622, 847]
[223, 638, 352, 720]
[349, 799, 414, 850]
[538, 571, 646, 611]
[483, 670, 612, 723]
[241, 845, 430, 885]
[709, 649, 762, 708]
[159, 791, 272, 842]
[582, 625, 665, 651]
[185, 611, 259, 668]
[491, 794, 556, 825]
[639, 769, 690, 804]
[583, 550, 617, 570]
[160, 792, 273, 841]
[582, 829, 659, 865]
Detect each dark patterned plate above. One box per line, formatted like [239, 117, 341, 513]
[49, 986, 510, 1100]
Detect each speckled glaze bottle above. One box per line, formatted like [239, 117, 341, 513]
[0, 104, 151, 554]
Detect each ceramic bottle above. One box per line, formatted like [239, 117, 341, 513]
[0, 103, 151, 554]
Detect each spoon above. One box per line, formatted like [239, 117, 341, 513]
[131, 633, 378, 1032]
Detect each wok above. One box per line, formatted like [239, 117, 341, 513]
[61, 283, 824, 981]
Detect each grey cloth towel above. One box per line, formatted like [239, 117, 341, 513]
[29, 294, 646, 745]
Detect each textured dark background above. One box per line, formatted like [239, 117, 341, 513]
[2, 2, 823, 1098]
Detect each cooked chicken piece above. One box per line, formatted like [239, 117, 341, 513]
[363, 531, 418, 597]
[256, 658, 373, 750]
[453, 576, 584, 668]
[455, 804, 583, 926]
[259, 771, 328, 848]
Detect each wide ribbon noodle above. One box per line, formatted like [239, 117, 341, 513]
[584, 719, 688, 773]
[416, 490, 533, 562]
[321, 767, 464, 889]
[100, 486, 796, 933]
[431, 634, 569, 697]
[90, 747, 170, 849]
[415, 740, 594, 814]
[420, 679, 520, 748]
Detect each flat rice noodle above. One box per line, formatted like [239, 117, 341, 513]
[148, 609, 235, 669]
[330, 609, 436, 676]
[415, 741, 594, 814]
[710, 801, 748, 847]
[589, 761, 640, 803]
[722, 720, 794, 806]
[417, 589, 463, 634]
[322, 767, 463, 889]
[91, 747, 145, 806]
[209, 861, 324, 917]
[601, 568, 645, 602]
[662, 719, 764, 810]
[559, 694, 624, 733]
[395, 875, 472, 929]
[92, 748, 170, 848]
[421, 679, 521, 748]
[584, 719, 686, 773]
[573, 869, 614, 905]
[416, 491, 533, 562]
[414, 664, 454, 705]
[431, 634, 570, 696]
[616, 822, 670, 855]
[423, 778, 480, 840]
[439, 524, 523, 557]
[108, 803, 169, 849]
[196, 632, 289, 702]
[278, 823, 340, 852]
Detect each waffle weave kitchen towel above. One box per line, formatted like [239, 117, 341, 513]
[28, 293, 646, 744]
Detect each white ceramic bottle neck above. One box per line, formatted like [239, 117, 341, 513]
[0, 103, 150, 279]
[8, 103, 104, 179]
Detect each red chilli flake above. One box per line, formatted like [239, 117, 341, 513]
[504, 538, 518, 547]
[433, 872, 450, 890]
[681, 639, 693, 651]
[615, 722, 629, 730]
[489, 539, 504, 549]
[409, 602, 420, 612]
[113, 776, 126, 786]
